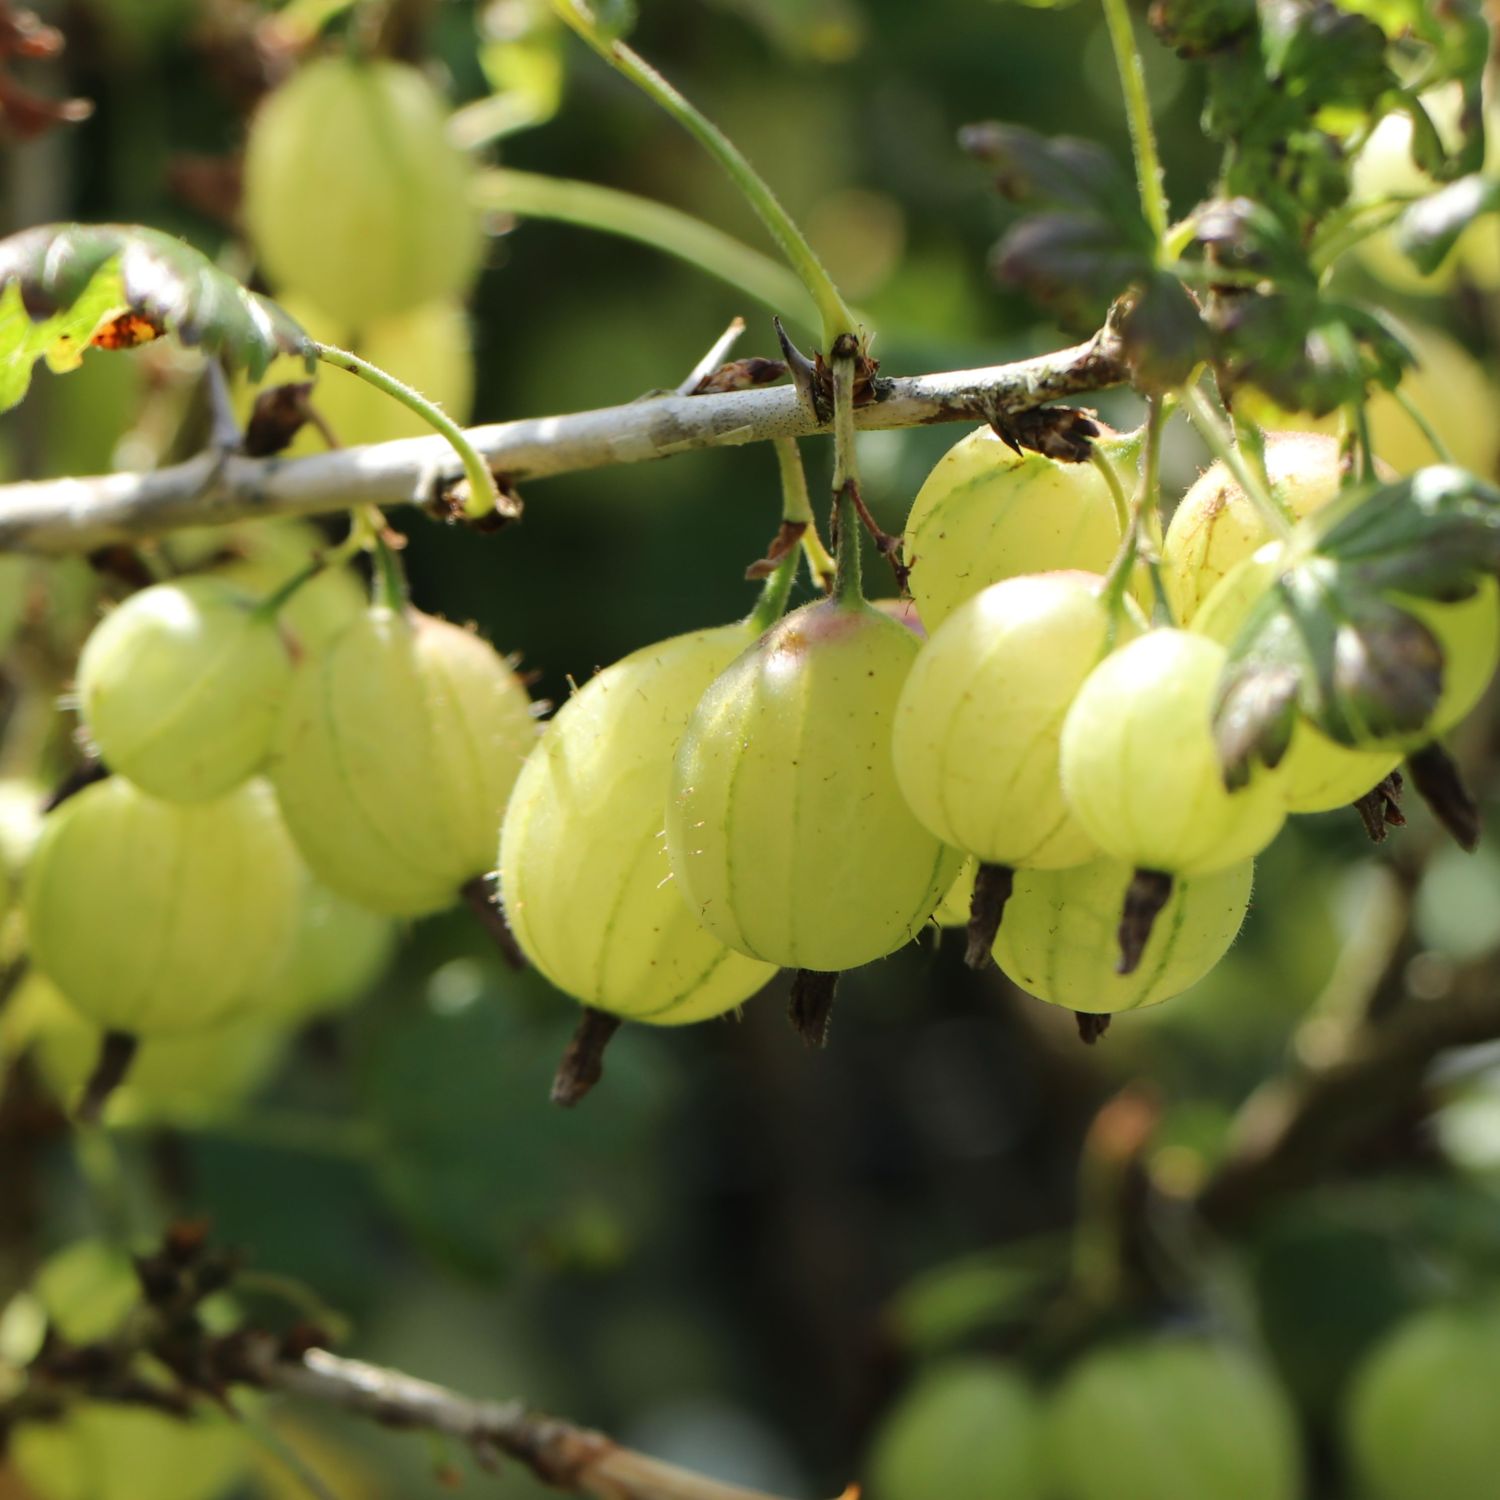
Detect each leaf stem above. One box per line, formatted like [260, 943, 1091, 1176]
[1100, 0, 1169, 248]
[314, 343, 502, 523]
[550, 0, 858, 347]
[1181, 384, 1296, 543]
[473, 169, 821, 335]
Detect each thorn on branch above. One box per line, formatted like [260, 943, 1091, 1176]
[691, 357, 788, 395]
[774, 317, 827, 423]
[551, 1009, 622, 1107]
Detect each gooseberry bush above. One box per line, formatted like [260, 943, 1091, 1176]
[4, 0, 1500, 1498]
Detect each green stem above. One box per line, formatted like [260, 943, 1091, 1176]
[550, 0, 858, 347]
[1091, 444, 1132, 535]
[1390, 385, 1454, 464]
[747, 545, 799, 635]
[829, 343, 863, 605]
[1182, 384, 1296, 543]
[372, 533, 408, 612]
[1101, 402, 1169, 620]
[1100, 0, 1169, 247]
[314, 343, 501, 523]
[774, 436, 834, 590]
[252, 513, 375, 622]
[1348, 398, 1376, 484]
[474, 169, 821, 335]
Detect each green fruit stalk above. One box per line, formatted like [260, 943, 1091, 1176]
[23, 778, 300, 1035]
[1345, 1300, 1500, 1500]
[500, 624, 778, 1024]
[867, 1359, 1046, 1500]
[1046, 1337, 1302, 1500]
[77, 578, 294, 802]
[666, 597, 961, 972]
[994, 856, 1253, 1013]
[270, 606, 537, 917]
[242, 56, 481, 328]
[162, 520, 366, 653]
[903, 427, 1139, 629]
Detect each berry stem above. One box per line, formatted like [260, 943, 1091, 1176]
[371, 533, 409, 613]
[1101, 399, 1171, 621]
[253, 508, 381, 622]
[1181, 384, 1296, 542]
[313, 342, 509, 525]
[774, 436, 835, 592]
[829, 337, 864, 606]
[1099, 0, 1169, 248]
[549, 0, 858, 349]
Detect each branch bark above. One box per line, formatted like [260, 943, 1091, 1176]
[250, 1344, 812, 1500]
[1196, 972, 1500, 1231]
[0, 331, 1126, 555]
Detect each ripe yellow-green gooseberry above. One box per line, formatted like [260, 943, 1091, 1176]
[1, 973, 289, 1126]
[0, 775, 43, 927]
[1163, 430, 1352, 623]
[160, 518, 365, 654]
[236, 295, 473, 457]
[903, 426, 1148, 630]
[993, 856, 1253, 1014]
[1059, 629, 1286, 970]
[1344, 1299, 1500, 1500]
[1349, 86, 1500, 298]
[1046, 1336, 1302, 1500]
[893, 571, 1144, 960]
[23, 777, 301, 1035]
[866, 1358, 1046, 1500]
[1060, 629, 1289, 876]
[77, 577, 295, 802]
[1193, 544, 1500, 808]
[500, 624, 778, 1024]
[256, 877, 396, 1023]
[1235, 324, 1500, 482]
[10, 1381, 252, 1500]
[666, 597, 962, 974]
[270, 606, 537, 917]
[242, 56, 482, 329]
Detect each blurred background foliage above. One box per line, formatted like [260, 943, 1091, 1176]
[2, 0, 1500, 1497]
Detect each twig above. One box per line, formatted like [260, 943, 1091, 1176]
[251, 1344, 804, 1500]
[0, 333, 1127, 554]
[1196, 971, 1500, 1230]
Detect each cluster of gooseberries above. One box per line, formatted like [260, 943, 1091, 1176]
[7, 413, 1497, 1109]
[864, 1295, 1500, 1500]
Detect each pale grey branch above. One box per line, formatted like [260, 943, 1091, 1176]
[0, 331, 1125, 554]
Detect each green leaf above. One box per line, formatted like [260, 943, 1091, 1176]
[0, 223, 314, 413]
[1396, 174, 1500, 275]
[1213, 469, 1500, 780]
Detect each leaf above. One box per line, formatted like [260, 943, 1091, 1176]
[1258, 0, 1393, 112]
[1116, 271, 1210, 392]
[0, 223, 314, 413]
[1396, 174, 1500, 275]
[1147, 0, 1256, 56]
